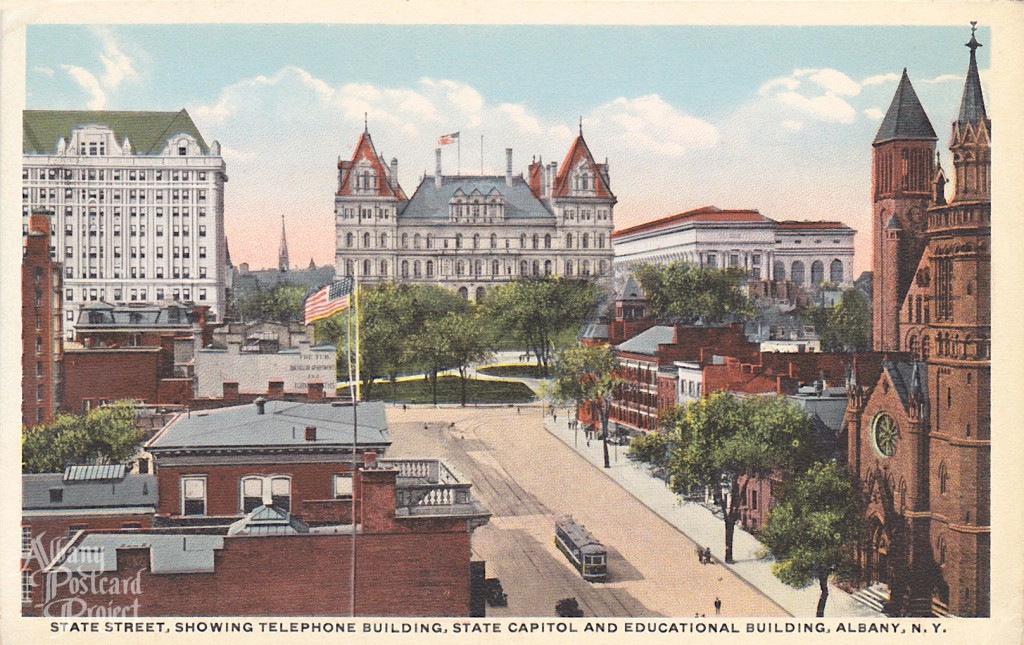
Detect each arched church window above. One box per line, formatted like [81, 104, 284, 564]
[791, 261, 805, 285]
[811, 260, 824, 285]
[830, 259, 843, 283]
[363, 259, 371, 275]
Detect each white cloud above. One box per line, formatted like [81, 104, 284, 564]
[62, 65, 105, 109]
[781, 120, 803, 131]
[587, 94, 720, 158]
[861, 72, 900, 87]
[863, 107, 885, 120]
[757, 67, 861, 125]
[93, 27, 138, 90]
[32, 66, 54, 77]
[922, 73, 959, 84]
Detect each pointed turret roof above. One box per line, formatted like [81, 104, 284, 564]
[957, 25, 988, 124]
[336, 130, 407, 200]
[551, 134, 614, 199]
[873, 69, 937, 144]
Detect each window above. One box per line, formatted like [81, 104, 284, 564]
[334, 475, 353, 498]
[181, 476, 206, 516]
[241, 477, 264, 513]
[22, 525, 31, 555]
[426, 261, 434, 277]
[22, 571, 32, 605]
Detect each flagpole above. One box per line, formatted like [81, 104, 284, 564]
[457, 135, 461, 176]
[347, 278, 357, 617]
[480, 134, 483, 175]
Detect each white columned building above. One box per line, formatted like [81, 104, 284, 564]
[22, 110, 229, 337]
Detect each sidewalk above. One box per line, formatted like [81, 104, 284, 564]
[542, 412, 880, 618]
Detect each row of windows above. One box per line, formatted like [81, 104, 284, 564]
[60, 224, 208, 237]
[62, 264, 209, 282]
[26, 187, 208, 202]
[346, 257, 608, 278]
[337, 206, 395, 220]
[67, 286, 207, 305]
[342, 231, 608, 250]
[772, 259, 845, 285]
[24, 167, 209, 182]
[179, 474, 352, 516]
[561, 208, 610, 221]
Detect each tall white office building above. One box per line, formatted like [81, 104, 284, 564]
[22, 110, 229, 338]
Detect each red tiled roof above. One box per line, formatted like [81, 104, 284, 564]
[336, 131, 406, 200]
[551, 135, 612, 199]
[776, 220, 853, 231]
[611, 206, 773, 239]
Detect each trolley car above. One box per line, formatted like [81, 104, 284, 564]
[555, 516, 607, 581]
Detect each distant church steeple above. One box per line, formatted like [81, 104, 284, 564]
[278, 215, 289, 272]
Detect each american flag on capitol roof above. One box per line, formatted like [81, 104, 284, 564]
[438, 132, 459, 145]
[304, 277, 354, 325]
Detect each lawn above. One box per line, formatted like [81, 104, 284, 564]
[476, 364, 551, 379]
[337, 375, 536, 404]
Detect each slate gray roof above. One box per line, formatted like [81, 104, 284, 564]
[616, 325, 675, 355]
[146, 401, 391, 451]
[76, 302, 194, 329]
[873, 70, 937, 144]
[885, 361, 928, 409]
[227, 505, 309, 536]
[616, 275, 645, 300]
[580, 322, 609, 340]
[23, 473, 157, 511]
[400, 175, 554, 221]
[59, 533, 224, 574]
[958, 34, 988, 124]
[23, 109, 210, 155]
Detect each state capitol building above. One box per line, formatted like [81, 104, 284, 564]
[333, 125, 616, 301]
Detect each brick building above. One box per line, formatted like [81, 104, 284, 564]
[845, 28, 990, 617]
[22, 209, 63, 426]
[24, 401, 490, 616]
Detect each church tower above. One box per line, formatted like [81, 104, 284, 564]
[921, 23, 991, 617]
[278, 215, 289, 272]
[871, 70, 936, 351]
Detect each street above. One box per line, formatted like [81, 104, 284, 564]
[385, 405, 786, 617]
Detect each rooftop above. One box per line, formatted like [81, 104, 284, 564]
[23, 109, 210, 156]
[55, 532, 225, 575]
[401, 175, 554, 221]
[775, 220, 854, 231]
[612, 206, 774, 239]
[23, 471, 157, 512]
[873, 70, 937, 145]
[616, 325, 676, 356]
[146, 401, 391, 453]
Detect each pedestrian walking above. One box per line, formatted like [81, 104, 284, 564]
[705, 547, 712, 564]
[696, 546, 704, 564]
[714, 597, 722, 615]
[517, 406, 521, 415]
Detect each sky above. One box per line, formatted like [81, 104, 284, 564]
[25, 24, 990, 275]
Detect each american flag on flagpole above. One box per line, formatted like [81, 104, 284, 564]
[304, 277, 354, 325]
[438, 131, 459, 145]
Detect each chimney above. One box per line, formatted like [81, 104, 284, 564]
[254, 397, 267, 415]
[28, 208, 52, 236]
[305, 425, 317, 441]
[506, 148, 513, 187]
[267, 381, 285, 400]
[435, 148, 442, 187]
[307, 382, 325, 402]
[363, 451, 378, 469]
[390, 157, 398, 188]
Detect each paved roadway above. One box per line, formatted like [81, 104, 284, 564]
[385, 406, 786, 618]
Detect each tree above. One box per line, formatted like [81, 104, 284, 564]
[237, 284, 307, 323]
[315, 283, 468, 400]
[546, 344, 622, 468]
[483, 278, 600, 374]
[759, 461, 865, 616]
[632, 262, 754, 324]
[801, 288, 871, 353]
[661, 393, 820, 563]
[422, 311, 493, 406]
[22, 402, 144, 473]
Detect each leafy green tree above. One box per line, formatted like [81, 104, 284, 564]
[315, 283, 469, 400]
[422, 311, 493, 406]
[632, 262, 754, 324]
[801, 288, 871, 352]
[546, 344, 622, 468]
[237, 284, 308, 323]
[483, 278, 600, 374]
[759, 461, 865, 616]
[661, 393, 820, 563]
[22, 402, 144, 473]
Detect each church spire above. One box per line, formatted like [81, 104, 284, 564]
[957, 22, 988, 125]
[278, 215, 289, 272]
[873, 69, 936, 145]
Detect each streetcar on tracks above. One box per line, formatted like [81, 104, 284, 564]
[555, 516, 607, 581]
